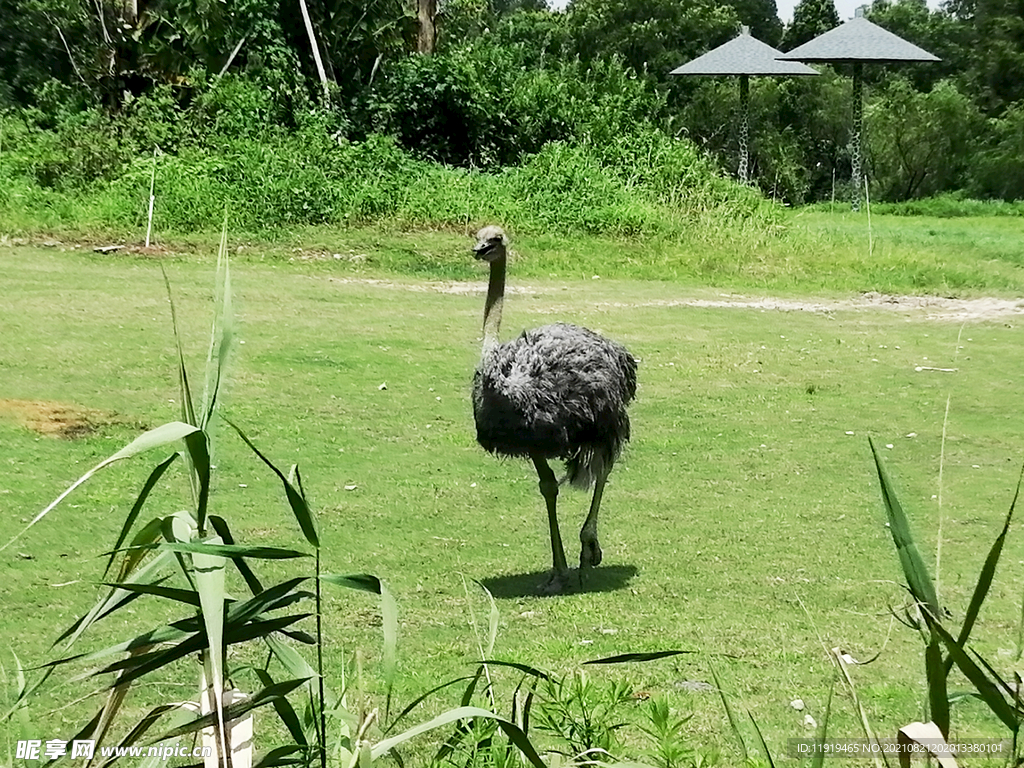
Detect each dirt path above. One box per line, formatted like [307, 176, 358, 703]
[326, 277, 1024, 323]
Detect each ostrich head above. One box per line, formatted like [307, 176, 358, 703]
[473, 225, 508, 262]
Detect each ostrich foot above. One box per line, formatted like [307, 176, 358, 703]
[538, 569, 573, 595]
[579, 537, 602, 569]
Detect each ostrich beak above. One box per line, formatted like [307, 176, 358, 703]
[473, 240, 494, 259]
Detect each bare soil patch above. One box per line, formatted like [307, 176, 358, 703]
[325, 277, 1024, 323]
[0, 398, 127, 439]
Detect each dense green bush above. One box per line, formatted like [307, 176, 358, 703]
[358, 41, 667, 169]
[970, 101, 1024, 201]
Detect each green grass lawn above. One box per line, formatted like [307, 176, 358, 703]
[2, 230, 1024, 765]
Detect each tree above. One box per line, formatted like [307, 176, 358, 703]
[865, 76, 983, 199]
[781, 0, 839, 50]
[728, 0, 785, 47]
[566, 0, 739, 83]
[866, 0, 972, 90]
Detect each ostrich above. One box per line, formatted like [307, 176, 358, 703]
[471, 225, 637, 594]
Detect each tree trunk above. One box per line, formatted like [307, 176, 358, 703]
[417, 0, 437, 54]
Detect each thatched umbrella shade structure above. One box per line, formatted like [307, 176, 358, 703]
[778, 11, 939, 210]
[670, 27, 818, 183]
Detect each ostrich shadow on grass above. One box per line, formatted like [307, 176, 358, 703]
[479, 564, 638, 599]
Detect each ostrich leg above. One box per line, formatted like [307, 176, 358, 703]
[532, 454, 570, 594]
[579, 465, 610, 569]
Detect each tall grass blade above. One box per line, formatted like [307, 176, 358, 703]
[107, 701, 202, 760]
[111, 516, 167, 584]
[810, 675, 836, 768]
[46, 622, 197, 669]
[383, 672, 482, 737]
[228, 421, 319, 547]
[94, 614, 311, 687]
[946, 462, 1019, 667]
[161, 267, 198, 429]
[478, 581, 500, 659]
[748, 710, 776, 768]
[55, 548, 177, 649]
[321, 574, 398, 698]
[831, 648, 888, 768]
[202, 215, 233, 430]
[103, 453, 178, 579]
[953, 460, 1023, 669]
[707, 658, 747, 761]
[869, 437, 940, 617]
[371, 706, 547, 768]
[1, 421, 201, 553]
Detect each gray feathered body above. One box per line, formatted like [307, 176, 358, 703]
[473, 322, 637, 489]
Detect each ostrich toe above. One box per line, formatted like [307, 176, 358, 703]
[539, 569, 573, 595]
[579, 536, 602, 569]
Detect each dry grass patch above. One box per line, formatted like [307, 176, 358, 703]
[0, 398, 125, 439]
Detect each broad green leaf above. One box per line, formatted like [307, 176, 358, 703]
[141, 542, 310, 560]
[47, 622, 197, 669]
[252, 745, 306, 768]
[476, 660, 551, 681]
[94, 614, 311, 688]
[924, 634, 950, 737]
[194, 534, 227, 762]
[869, 437, 941, 617]
[584, 650, 693, 665]
[146, 678, 309, 745]
[208, 515, 264, 595]
[252, 669, 309, 747]
[1, 421, 201, 553]
[227, 421, 319, 548]
[320, 574, 385, 593]
[111, 516, 168, 584]
[100, 581, 201, 608]
[183, 430, 212, 533]
[226, 578, 312, 627]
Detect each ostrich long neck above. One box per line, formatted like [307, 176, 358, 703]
[482, 254, 506, 355]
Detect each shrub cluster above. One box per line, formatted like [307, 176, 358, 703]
[0, 47, 778, 238]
